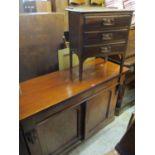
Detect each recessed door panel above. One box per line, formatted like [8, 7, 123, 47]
[36, 107, 81, 155]
[85, 87, 117, 138]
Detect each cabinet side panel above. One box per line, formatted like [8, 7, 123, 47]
[69, 12, 83, 53]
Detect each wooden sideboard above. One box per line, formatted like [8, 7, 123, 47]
[20, 59, 128, 155]
[66, 7, 133, 80]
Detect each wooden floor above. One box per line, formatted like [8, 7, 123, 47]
[69, 105, 135, 155]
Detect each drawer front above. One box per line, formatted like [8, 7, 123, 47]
[84, 29, 128, 45]
[84, 43, 126, 57]
[84, 14, 131, 31]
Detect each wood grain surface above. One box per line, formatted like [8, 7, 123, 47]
[20, 58, 128, 120]
[19, 13, 64, 82]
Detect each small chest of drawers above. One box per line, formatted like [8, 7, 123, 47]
[66, 7, 133, 80]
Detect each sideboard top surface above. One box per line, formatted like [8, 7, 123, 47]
[20, 59, 128, 120]
[66, 6, 134, 13]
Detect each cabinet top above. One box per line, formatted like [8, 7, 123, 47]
[66, 6, 134, 13]
[20, 59, 128, 121]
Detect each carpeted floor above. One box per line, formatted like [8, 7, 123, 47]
[69, 106, 135, 155]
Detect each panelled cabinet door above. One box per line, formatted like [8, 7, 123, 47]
[85, 86, 118, 138]
[23, 105, 83, 155]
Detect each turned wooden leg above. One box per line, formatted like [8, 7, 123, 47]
[79, 59, 83, 81]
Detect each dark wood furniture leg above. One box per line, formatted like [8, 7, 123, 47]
[79, 58, 83, 81]
[115, 54, 135, 116]
[118, 54, 125, 89]
[119, 54, 125, 78]
[70, 49, 73, 80]
[115, 73, 135, 116]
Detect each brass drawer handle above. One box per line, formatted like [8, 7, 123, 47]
[102, 33, 113, 40]
[102, 18, 115, 26]
[100, 46, 111, 53]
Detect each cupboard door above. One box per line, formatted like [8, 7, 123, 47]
[24, 105, 83, 155]
[85, 86, 117, 138]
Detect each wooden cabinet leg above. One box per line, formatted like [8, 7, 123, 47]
[119, 54, 125, 75]
[117, 54, 125, 84]
[70, 49, 73, 80]
[79, 59, 83, 81]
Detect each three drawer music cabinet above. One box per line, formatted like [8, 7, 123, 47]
[66, 6, 133, 80]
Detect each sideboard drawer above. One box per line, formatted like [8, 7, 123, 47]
[84, 29, 128, 45]
[84, 14, 131, 31]
[84, 43, 126, 57]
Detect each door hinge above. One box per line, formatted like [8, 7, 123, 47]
[25, 129, 37, 144]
